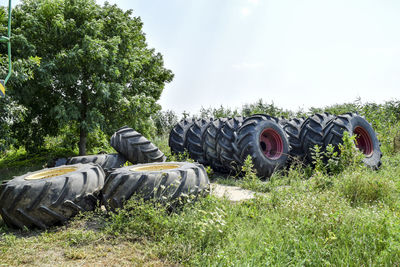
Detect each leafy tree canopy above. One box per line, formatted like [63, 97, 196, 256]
[7, 0, 173, 154]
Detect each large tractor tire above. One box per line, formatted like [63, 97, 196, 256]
[299, 113, 335, 163]
[66, 153, 127, 172]
[216, 117, 245, 172]
[184, 118, 213, 165]
[0, 164, 105, 229]
[233, 114, 289, 178]
[280, 117, 306, 161]
[169, 118, 194, 155]
[323, 113, 382, 169]
[101, 162, 210, 211]
[202, 118, 228, 172]
[110, 126, 166, 164]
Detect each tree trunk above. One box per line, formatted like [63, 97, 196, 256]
[79, 90, 88, 156]
[78, 127, 87, 156]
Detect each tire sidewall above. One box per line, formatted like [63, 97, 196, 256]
[251, 120, 289, 169]
[348, 116, 381, 168]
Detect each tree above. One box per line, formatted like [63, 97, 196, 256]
[152, 110, 178, 136]
[0, 6, 42, 153]
[8, 0, 173, 155]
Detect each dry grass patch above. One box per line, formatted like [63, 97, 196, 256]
[0, 219, 172, 267]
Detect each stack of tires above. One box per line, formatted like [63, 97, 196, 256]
[169, 113, 382, 178]
[0, 126, 210, 230]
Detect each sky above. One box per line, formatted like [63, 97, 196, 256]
[13, 0, 400, 114]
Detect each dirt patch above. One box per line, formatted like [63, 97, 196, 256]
[211, 183, 256, 202]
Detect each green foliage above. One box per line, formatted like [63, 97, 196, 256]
[58, 124, 80, 151]
[241, 99, 293, 118]
[338, 131, 365, 169]
[86, 127, 113, 154]
[240, 155, 261, 190]
[311, 131, 364, 177]
[105, 197, 229, 264]
[102, 186, 400, 266]
[237, 155, 274, 193]
[0, 4, 42, 152]
[0, 146, 75, 180]
[0, 97, 26, 152]
[241, 155, 258, 181]
[198, 105, 240, 119]
[336, 168, 396, 207]
[7, 0, 173, 154]
[309, 98, 361, 115]
[205, 165, 214, 176]
[311, 144, 325, 175]
[167, 150, 194, 163]
[152, 110, 178, 136]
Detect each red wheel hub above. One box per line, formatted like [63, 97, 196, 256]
[259, 128, 283, 160]
[353, 126, 373, 157]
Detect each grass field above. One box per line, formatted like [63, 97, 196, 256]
[1, 138, 400, 266]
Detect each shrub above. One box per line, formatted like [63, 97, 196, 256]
[336, 169, 396, 206]
[240, 155, 271, 193]
[311, 131, 364, 176]
[105, 196, 229, 265]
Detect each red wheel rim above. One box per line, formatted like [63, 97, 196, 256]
[353, 126, 373, 157]
[259, 128, 283, 160]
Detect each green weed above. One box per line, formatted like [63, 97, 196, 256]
[239, 155, 271, 193]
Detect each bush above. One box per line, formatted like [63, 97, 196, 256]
[336, 169, 396, 206]
[152, 110, 178, 136]
[240, 155, 271, 193]
[311, 131, 364, 176]
[241, 99, 293, 118]
[105, 197, 229, 265]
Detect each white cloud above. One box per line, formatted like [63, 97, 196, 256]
[248, 0, 260, 5]
[232, 62, 263, 70]
[241, 7, 251, 17]
[241, 0, 259, 17]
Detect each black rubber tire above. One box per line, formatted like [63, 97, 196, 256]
[110, 126, 166, 164]
[277, 116, 289, 126]
[66, 153, 127, 171]
[323, 113, 382, 169]
[0, 164, 105, 229]
[216, 117, 245, 172]
[233, 114, 290, 178]
[101, 162, 210, 211]
[169, 118, 194, 154]
[299, 113, 335, 163]
[202, 118, 228, 172]
[280, 117, 306, 160]
[184, 118, 213, 165]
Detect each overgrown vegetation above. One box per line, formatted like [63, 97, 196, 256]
[1, 154, 400, 265]
[1, 99, 400, 265]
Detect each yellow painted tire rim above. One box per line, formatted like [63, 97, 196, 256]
[25, 167, 78, 180]
[130, 163, 181, 172]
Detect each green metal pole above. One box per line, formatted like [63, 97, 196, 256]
[0, 0, 12, 96]
[4, 0, 12, 85]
